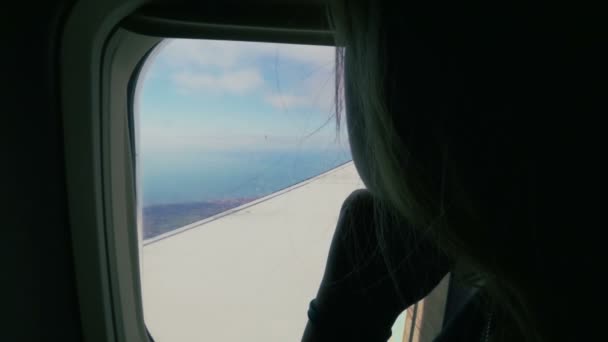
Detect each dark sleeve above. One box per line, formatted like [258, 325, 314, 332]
[302, 299, 393, 342]
[301, 189, 450, 341]
[303, 293, 488, 342]
[433, 291, 487, 342]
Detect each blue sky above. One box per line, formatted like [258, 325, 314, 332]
[136, 39, 349, 154]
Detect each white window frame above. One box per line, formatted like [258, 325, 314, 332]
[60, 1, 346, 341]
[62, 1, 160, 341]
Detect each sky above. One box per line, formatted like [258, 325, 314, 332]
[136, 39, 349, 155]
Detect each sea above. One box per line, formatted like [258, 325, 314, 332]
[141, 147, 352, 239]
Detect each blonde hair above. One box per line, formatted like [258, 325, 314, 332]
[330, 1, 543, 341]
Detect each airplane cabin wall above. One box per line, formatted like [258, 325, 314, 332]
[4, 1, 82, 341]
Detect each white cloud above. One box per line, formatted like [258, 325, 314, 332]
[172, 68, 264, 94]
[302, 69, 338, 112]
[271, 44, 335, 66]
[264, 94, 311, 109]
[140, 39, 350, 154]
[160, 39, 244, 69]
[140, 123, 346, 152]
[159, 39, 335, 70]
[263, 68, 338, 112]
[154, 39, 339, 111]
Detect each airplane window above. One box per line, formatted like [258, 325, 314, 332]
[134, 39, 409, 341]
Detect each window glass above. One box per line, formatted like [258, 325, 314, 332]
[136, 39, 410, 341]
